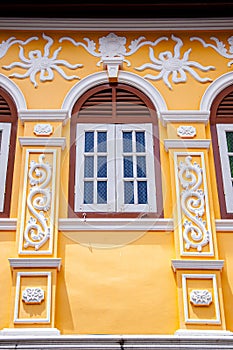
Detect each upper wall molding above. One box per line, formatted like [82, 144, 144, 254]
[1, 18, 233, 31]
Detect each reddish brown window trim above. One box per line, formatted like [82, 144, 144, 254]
[68, 82, 164, 218]
[0, 87, 17, 218]
[210, 85, 233, 219]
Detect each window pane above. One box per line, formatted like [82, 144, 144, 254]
[124, 156, 133, 177]
[84, 181, 93, 204]
[137, 156, 146, 177]
[84, 156, 94, 178]
[138, 181, 148, 204]
[136, 131, 145, 152]
[97, 131, 107, 152]
[97, 181, 107, 203]
[229, 156, 233, 177]
[123, 131, 132, 152]
[124, 181, 134, 204]
[85, 131, 94, 152]
[97, 156, 107, 177]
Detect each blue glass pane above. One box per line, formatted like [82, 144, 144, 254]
[97, 132, 107, 152]
[124, 181, 134, 204]
[138, 181, 148, 204]
[123, 132, 132, 152]
[84, 156, 94, 178]
[97, 156, 107, 177]
[136, 131, 145, 152]
[85, 131, 94, 152]
[84, 181, 93, 204]
[137, 156, 146, 178]
[227, 132, 233, 152]
[124, 156, 133, 177]
[97, 181, 107, 203]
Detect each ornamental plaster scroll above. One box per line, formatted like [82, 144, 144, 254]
[0, 36, 38, 59]
[135, 34, 215, 90]
[59, 32, 168, 68]
[2, 33, 83, 88]
[33, 124, 53, 136]
[177, 126, 196, 138]
[174, 153, 214, 256]
[190, 36, 233, 67]
[22, 287, 44, 304]
[24, 154, 52, 251]
[190, 289, 212, 306]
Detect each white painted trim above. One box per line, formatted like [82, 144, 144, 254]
[0, 328, 61, 336]
[18, 110, 69, 125]
[1, 18, 233, 30]
[14, 271, 51, 324]
[182, 273, 221, 325]
[215, 219, 233, 231]
[171, 259, 224, 272]
[58, 218, 174, 231]
[164, 139, 211, 151]
[160, 111, 209, 126]
[8, 258, 61, 270]
[200, 72, 233, 111]
[0, 218, 17, 230]
[18, 137, 66, 150]
[175, 329, 233, 336]
[0, 73, 26, 110]
[62, 71, 167, 116]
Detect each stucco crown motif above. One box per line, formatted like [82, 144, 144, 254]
[190, 289, 212, 306]
[2, 33, 83, 88]
[22, 287, 45, 304]
[99, 33, 126, 58]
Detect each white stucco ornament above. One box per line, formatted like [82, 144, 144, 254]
[3, 33, 83, 88]
[22, 287, 45, 304]
[0, 36, 38, 59]
[190, 289, 212, 306]
[177, 126, 196, 138]
[135, 34, 215, 90]
[34, 124, 53, 136]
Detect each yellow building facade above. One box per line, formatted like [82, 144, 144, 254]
[0, 17, 233, 349]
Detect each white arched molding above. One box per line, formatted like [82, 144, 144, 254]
[0, 73, 26, 110]
[62, 71, 167, 117]
[200, 72, 233, 112]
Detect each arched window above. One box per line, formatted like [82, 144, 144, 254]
[210, 85, 233, 218]
[0, 87, 17, 217]
[69, 83, 163, 218]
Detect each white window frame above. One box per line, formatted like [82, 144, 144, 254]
[0, 123, 11, 212]
[216, 124, 233, 213]
[75, 123, 157, 213]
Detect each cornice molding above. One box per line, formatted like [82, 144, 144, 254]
[160, 111, 209, 126]
[1, 18, 233, 31]
[8, 258, 62, 270]
[58, 218, 174, 231]
[0, 218, 17, 230]
[19, 137, 66, 150]
[171, 259, 224, 272]
[164, 139, 211, 151]
[18, 110, 69, 125]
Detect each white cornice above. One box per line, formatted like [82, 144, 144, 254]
[18, 110, 69, 125]
[215, 220, 233, 231]
[0, 218, 17, 230]
[58, 218, 174, 231]
[160, 111, 210, 127]
[8, 258, 62, 270]
[19, 137, 66, 150]
[164, 139, 211, 151]
[171, 259, 224, 272]
[1, 18, 233, 30]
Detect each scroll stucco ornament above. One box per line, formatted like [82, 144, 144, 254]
[177, 126, 196, 138]
[135, 34, 215, 90]
[0, 36, 38, 59]
[34, 123, 53, 136]
[22, 287, 45, 304]
[178, 156, 210, 252]
[3, 33, 83, 88]
[190, 289, 212, 306]
[190, 35, 233, 67]
[24, 154, 51, 250]
[59, 32, 168, 67]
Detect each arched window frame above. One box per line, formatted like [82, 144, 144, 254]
[0, 87, 17, 217]
[68, 82, 163, 218]
[210, 84, 233, 219]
